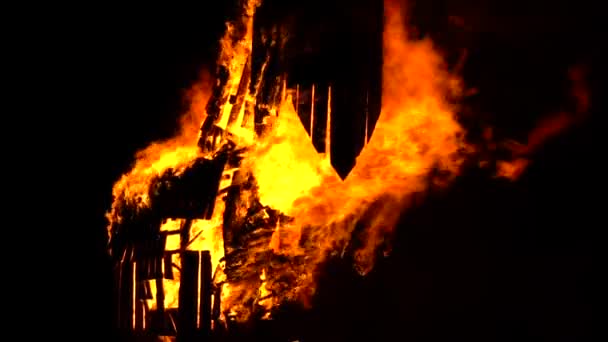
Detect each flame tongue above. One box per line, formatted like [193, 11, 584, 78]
[228, 0, 468, 312]
[244, 96, 336, 214]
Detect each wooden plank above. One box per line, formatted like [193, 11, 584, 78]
[115, 260, 134, 331]
[200, 251, 212, 335]
[135, 278, 145, 331]
[177, 251, 212, 341]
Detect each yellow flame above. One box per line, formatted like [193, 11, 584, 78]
[189, 216, 225, 276]
[106, 76, 211, 233]
[244, 0, 467, 284]
[108, 0, 592, 328]
[146, 258, 181, 310]
[244, 98, 335, 214]
[209, 1, 471, 321]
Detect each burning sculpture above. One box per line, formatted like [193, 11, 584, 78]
[107, 0, 475, 340]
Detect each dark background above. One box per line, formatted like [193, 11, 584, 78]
[51, 0, 598, 340]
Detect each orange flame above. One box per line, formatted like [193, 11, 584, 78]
[106, 74, 211, 231]
[106, 74, 214, 319]
[231, 0, 469, 314]
[108, 0, 592, 329]
[244, 98, 334, 214]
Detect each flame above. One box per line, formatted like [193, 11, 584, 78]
[250, 0, 467, 222]
[146, 276, 181, 310]
[105, 74, 217, 320]
[213, 0, 261, 146]
[146, 206, 225, 312]
[189, 215, 226, 275]
[106, 75, 211, 231]
[108, 0, 591, 331]
[244, 98, 335, 214]
[227, 0, 468, 315]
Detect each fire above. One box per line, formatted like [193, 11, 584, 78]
[108, 0, 468, 327]
[237, 0, 468, 300]
[244, 96, 335, 214]
[257, 269, 273, 318]
[106, 76, 211, 230]
[189, 217, 225, 273]
[146, 276, 181, 310]
[105, 72, 218, 332]
[106, 0, 590, 335]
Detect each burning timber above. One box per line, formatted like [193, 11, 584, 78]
[108, 0, 384, 340]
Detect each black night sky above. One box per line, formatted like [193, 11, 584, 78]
[52, 0, 598, 340]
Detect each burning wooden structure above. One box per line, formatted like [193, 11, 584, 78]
[104, 0, 591, 340]
[109, 0, 383, 340]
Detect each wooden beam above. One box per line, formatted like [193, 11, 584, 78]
[178, 251, 212, 341]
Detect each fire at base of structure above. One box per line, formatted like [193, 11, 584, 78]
[108, 0, 385, 339]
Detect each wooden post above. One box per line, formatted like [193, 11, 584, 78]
[178, 251, 212, 341]
[115, 260, 134, 332]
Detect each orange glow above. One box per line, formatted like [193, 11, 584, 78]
[109, 0, 470, 327]
[153, 204, 225, 311]
[146, 276, 181, 310]
[496, 158, 529, 180]
[106, 75, 220, 318]
[189, 214, 226, 276]
[106, 76, 211, 232]
[244, 96, 335, 214]
[108, 0, 590, 331]
[230, 0, 469, 314]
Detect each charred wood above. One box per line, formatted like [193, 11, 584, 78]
[151, 155, 227, 220]
[135, 280, 146, 331]
[177, 251, 212, 341]
[147, 309, 178, 337]
[151, 277, 166, 331]
[163, 253, 174, 279]
[115, 260, 135, 332]
[180, 219, 193, 250]
[227, 57, 252, 129]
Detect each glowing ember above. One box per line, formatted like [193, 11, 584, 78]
[244, 95, 333, 214]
